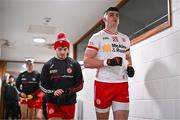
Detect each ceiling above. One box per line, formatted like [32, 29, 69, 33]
[0, 0, 120, 62]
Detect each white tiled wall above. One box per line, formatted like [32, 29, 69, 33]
[78, 1, 180, 120]
[129, 1, 180, 119]
[78, 68, 114, 120]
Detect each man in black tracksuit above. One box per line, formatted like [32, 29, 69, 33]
[40, 32, 84, 119]
[4, 75, 19, 119]
[16, 60, 41, 119]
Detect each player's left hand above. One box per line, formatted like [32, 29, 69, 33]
[127, 66, 135, 77]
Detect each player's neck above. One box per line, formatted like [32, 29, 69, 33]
[105, 26, 118, 34]
[104, 27, 118, 34]
[27, 70, 33, 73]
[55, 56, 67, 60]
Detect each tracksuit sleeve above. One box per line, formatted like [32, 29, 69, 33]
[40, 63, 55, 94]
[67, 62, 84, 94]
[16, 73, 22, 93]
[31, 73, 41, 96]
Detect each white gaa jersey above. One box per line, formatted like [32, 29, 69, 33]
[87, 29, 130, 83]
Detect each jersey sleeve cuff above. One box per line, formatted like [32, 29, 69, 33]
[103, 60, 108, 66]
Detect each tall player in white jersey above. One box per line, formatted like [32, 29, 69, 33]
[84, 7, 135, 120]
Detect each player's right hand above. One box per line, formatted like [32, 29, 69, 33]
[20, 92, 26, 98]
[106, 57, 122, 66]
[54, 89, 64, 96]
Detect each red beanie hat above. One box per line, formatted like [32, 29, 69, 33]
[54, 32, 70, 50]
[57, 32, 66, 40]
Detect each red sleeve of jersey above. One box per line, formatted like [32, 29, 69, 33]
[87, 45, 99, 51]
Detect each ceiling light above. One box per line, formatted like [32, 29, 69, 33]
[33, 37, 46, 43]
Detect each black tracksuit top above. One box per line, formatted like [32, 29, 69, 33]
[40, 57, 84, 105]
[16, 71, 40, 95]
[4, 83, 19, 102]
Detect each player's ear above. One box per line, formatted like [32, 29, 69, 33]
[102, 17, 106, 22]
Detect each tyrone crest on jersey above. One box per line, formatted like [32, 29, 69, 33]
[121, 37, 126, 42]
[66, 67, 73, 74]
[112, 36, 118, 42]
[48, 108, 54, 114]
[32, 78, 36, 81]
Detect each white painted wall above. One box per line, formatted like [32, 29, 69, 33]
[78, 1, 180, 120]
[0, 0, 3, 39]
[77, 68, 97, 120]
[0, 0, 3, 59]
[0, 41, 5, 59]
[0, 44, 1, 59]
